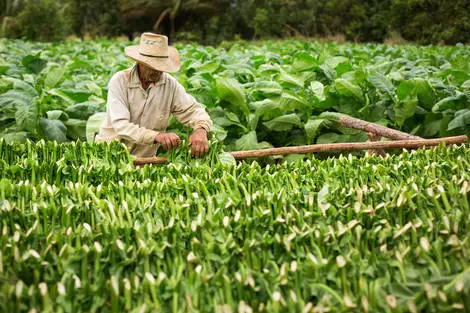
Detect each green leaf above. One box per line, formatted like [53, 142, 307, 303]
[310, 81, 326, 102]
[40, 118, 67, 143]
[292, 52, 317, 72]
[86, 112, 106, 143]
[396, 80, 416, 101]
[335, 78, 364, 102]
[395, 98, 418, 127]
[64, 119, 87, 140]
[247, 81, 282, 97]
[215, 77, 248, 115]
[264, 114, 301, 131]
[65, 102, 101, 120]
[278, 93, 309, 111]
[235, 131, 259, 151]
[21, 54, 47, 74]
[1, 132, 28, 143]
[46, 110, 69, 121]
[448, 109, 470, 131]
[414, 78, 435, 109]
[305, 119, 325, 141]
[369, 72, 395, 99]
[45, 67, 66, 89]
[277, 70, 305, 88]
[15, 98, 38, 132]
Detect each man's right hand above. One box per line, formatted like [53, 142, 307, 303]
[154, 132, 181, 151]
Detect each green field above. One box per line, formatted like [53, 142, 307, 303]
[1, 39, 470, 312]
[1, 39, 469, 151]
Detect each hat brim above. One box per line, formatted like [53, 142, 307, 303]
[124, 45, 181, 73]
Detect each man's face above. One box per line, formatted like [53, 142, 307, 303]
[138, 63, 162, 82]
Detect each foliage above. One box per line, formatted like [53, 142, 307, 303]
[2, 0, 70, 41]
[2, 0, 470, 44]
[0, 39, 469, 154]
[0, 140, 469, 312]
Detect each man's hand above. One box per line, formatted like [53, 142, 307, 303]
[189, 129, 209, 158]
[155, 132, 180, 151]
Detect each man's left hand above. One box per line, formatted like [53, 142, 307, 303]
[189, 129, 209, 158]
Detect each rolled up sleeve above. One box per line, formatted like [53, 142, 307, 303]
[170, 82, 213, 133]
[107, 74, 159, 145]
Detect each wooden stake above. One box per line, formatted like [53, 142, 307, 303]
[339, 116, 422, 140]
[133, 135, 468, 165]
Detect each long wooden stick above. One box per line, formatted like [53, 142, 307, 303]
[339, 116, 423, 140]
[133, 135, 468, 165]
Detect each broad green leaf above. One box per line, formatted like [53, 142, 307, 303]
[292, 52, 317, 72]
[305, 119, 325, 141]
[310, 81, 326, 102]
[15, 98, 38, 132]
[335, 79, 364, 101]
[264, 114, 301, 131]
[397, 80, 416, 101]
[21, 54, 47, 74]
[40, 118, 67, 143]
[215, 77, 248, 115]
[235, 131, 259, 151]
[197, 61, 220, 74]
[432, 96, 458, 113]
[65, 119, 87, 140]
[247, 81, 282, 97]
[395, 98, 418, 127]
[250, 99, 280, 120]
[211, 124, 228, 142]
[448, 109, 470, 131]
[46, 110, 69, 121]
[218, 152, 236, 166]
[278, 93, 309, 111]
[277, 70, 304, 88]
[1, 132, 28, 143]
[325, 56, 349, 69]
[86, 112, 106, 143]
[65, 102, 101, 120]
[414, 78, 435, 109]
[45, 67, 66, 89]
[369, 72, 395, 99]
[1, 77, 37, 96]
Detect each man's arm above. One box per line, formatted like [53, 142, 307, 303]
[107, 73, 159, 145]
[171, 82, 213, 157]
[170, 82, 212, 134]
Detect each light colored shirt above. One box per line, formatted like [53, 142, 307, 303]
[96, 64, 212, 157]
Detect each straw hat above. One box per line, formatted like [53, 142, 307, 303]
[125, 33, 181, 73]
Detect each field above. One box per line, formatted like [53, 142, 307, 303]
[0, 38, 470, 312]
[0, 39, 469, 150]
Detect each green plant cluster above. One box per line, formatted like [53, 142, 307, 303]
[0, 140, 469, 312]
[1, 39, 469, 157]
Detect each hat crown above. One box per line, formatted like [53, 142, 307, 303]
[139, 33, 169, 57]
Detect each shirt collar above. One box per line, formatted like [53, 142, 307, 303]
[127, 63, 167, 89]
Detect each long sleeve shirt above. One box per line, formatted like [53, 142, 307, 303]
[95, 64, 212, 157]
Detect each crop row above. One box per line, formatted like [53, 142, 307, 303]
[0, 141, 469, 312]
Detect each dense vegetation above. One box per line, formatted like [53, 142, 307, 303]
[1, 0, 470, 44]
[0, 140, 469, 312]
[0, 39, 469, 157]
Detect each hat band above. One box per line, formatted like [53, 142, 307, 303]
[140, 52, 169, 59]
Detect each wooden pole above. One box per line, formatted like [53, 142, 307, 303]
[339, 116, 423, 140]
[133, 135, 468, 165]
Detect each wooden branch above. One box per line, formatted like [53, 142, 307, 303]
[229, 136, 467, 159]
[339, 116, 422, 140]
[133, 136, 468, 165]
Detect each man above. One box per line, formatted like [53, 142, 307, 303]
[96, 32, 212, 158]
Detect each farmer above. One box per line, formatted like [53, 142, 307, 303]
[95, 32, 212, 158]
